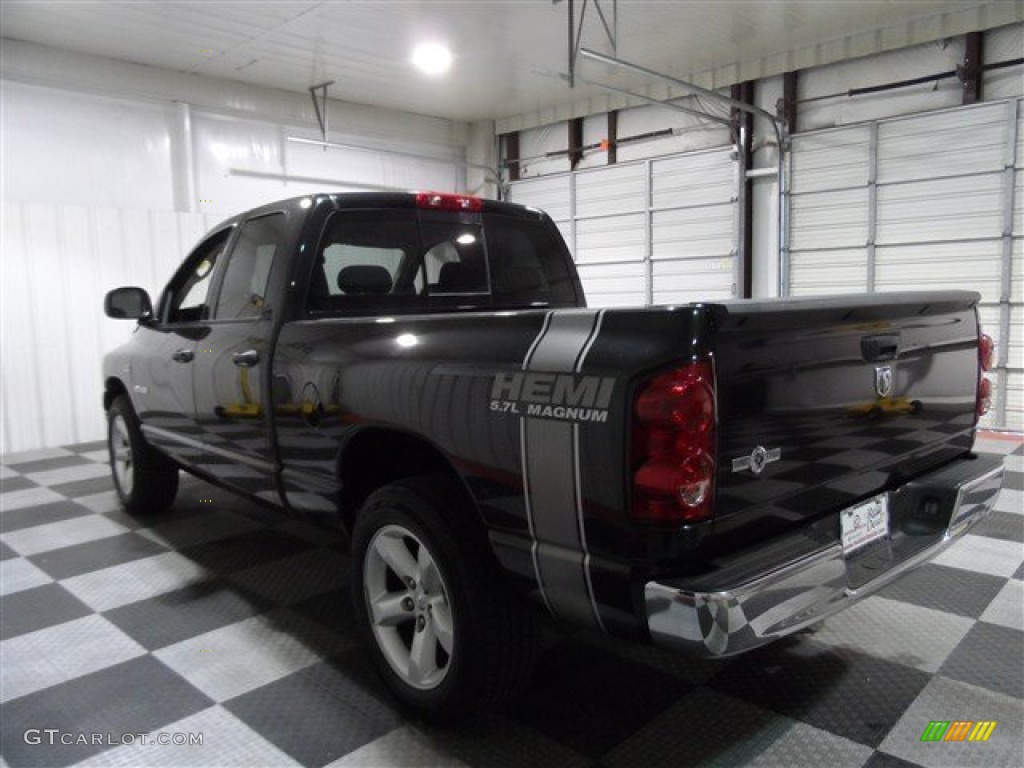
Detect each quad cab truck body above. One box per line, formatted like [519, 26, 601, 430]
[103, 192, 1005, 720]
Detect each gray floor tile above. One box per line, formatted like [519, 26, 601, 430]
[878, 675, 1023, 767]
[225, 657, 402, 767]
[29, 531, 169, 580]
[0, 582, 93, 640]
[103, 579, 273, 651]
[709, 637, 933, 748]
[2, 454, 88, 473]
[0, 540, 16, 560]
[0, 475, 36, 494]
[1, 499, 93, 534]
[876, 563, 1007, 619]
[0, 614, 146, 703]
[0, 655, 213, 768]
[971, 509, 1024, 543]
[49, 475, 116, 498]
[938, 622, 1024, 699]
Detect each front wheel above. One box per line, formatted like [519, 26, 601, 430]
[351, 475, 536, 722]
[107, 394, 179, 515]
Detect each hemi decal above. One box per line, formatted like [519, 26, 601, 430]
[518, 309, 608, 630]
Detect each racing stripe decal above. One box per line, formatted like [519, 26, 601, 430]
[519, 309, 606, 629]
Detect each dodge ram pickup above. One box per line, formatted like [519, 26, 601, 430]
[103, 191, 1005, 720]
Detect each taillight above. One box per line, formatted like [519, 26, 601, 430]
[415, 192, 483, 212]
[631, 360, 716, 523]
[977, 331, 994, 418]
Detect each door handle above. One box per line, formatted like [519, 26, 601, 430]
[861, 334, 900, 362]
[232, 349, 260, 368]
[171, 348, 194, 363]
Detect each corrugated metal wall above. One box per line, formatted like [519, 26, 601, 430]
[789, 98, 1023, 430]
[508, 146, 739, 308]
[1, 204, 218, 454]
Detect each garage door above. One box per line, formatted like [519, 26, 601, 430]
[789, 99, 1023, 431]
[508, 146, 739, 308]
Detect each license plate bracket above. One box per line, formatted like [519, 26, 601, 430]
[841, 494, 890, 555]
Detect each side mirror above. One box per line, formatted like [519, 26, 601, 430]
[104, 287, 153, 320]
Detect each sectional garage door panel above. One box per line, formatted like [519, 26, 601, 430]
[790, 125, 871, 194]
[789, 99, 1022, 430]
[508, 145, 739, 309]
[877, 103, 1007, 183]
[574, 164, 647, 218]
[651, 150, 736, 208]
[506, 175, 572, 222]
[575, 262, 647, 308]
[790, 188, 870, 251]
[575, 213, 646, 264]
[875, 174, 1004, 245]
[789, 250, 869, 296]
[875, 241, 1005, 303]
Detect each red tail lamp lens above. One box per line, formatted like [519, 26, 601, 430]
[977, 376, 992, 417]
[979, 333, 994, 372]
[631, 361, 716, 524]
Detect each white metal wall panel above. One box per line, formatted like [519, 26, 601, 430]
[788, 99, 1023, 430]
[1, 202, 217, 454]
[652, 259, 734, 304]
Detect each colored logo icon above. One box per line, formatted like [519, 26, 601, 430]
[920, 721, 997, 742]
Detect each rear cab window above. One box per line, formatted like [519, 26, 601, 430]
[305, 207, 578, 315]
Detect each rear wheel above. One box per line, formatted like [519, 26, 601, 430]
[107, 394, 179, 515]
[351, 475, 536, 722]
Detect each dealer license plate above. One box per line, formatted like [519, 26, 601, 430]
[840, 494, 889, 555]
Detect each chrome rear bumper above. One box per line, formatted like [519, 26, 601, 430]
[645, 455, 1005, 657]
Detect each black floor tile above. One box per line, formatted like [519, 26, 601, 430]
[862, 750, 923, 768]
[876, 563, 1007, 619]
[65, 440, 107, 453]
[5, 455, 92, 473]
[506, 640, 691, 759]
[0, 655, 213, 768]
[709, 638, 932, 748]
[971, 510, 1024, 544]
[939, 622, 1024, 699]
[50, 476, 115, 499]
[1, 500, 93, 534]
[0, 475, 37, 494]
[179, 528, 315, 575]
[103, 579, 273, 651]
[288, 588, 359, 640]
[1, 583, 93, 640]
[29, 532, 170, 580]
[225, 657, 401, 767]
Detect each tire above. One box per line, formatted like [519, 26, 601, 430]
[107, 393, 179, 515]
[351, 474, 537, 722]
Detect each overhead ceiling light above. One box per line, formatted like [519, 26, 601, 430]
[411, 42, 452, 76]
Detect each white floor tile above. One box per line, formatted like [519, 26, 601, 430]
[0, 557, 53, 596]
[326, 726, 472, 768]
[933, 533, 1024, 578]
[0, 447, 73, 465]
[0, 487, 68, 512]
[24, 462, 111, 487]
[979, 580, 1024, 632]
[59, 552, 210, 612]
[2, 515, 129, 557]
[0, 615, 145, 703]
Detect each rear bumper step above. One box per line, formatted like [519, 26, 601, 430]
[644, 455, 1005, 657]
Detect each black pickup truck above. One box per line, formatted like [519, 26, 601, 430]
[103, 191, 1004, 720]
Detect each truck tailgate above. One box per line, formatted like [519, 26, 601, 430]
[711, 291, 981, 539]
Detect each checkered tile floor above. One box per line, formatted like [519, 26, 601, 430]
[1, 435, 1022, 768]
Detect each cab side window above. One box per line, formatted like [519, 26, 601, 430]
[214, 213, 287, 320]
[165, 229, 231, 324]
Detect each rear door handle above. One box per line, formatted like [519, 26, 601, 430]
[861, 334, 900, 362]
[232, 349, 260, 368]
[171, 348, 194, 363]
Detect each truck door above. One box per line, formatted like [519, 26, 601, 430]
[135, 227, 232, 466]
[192, 211, 289, 501]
